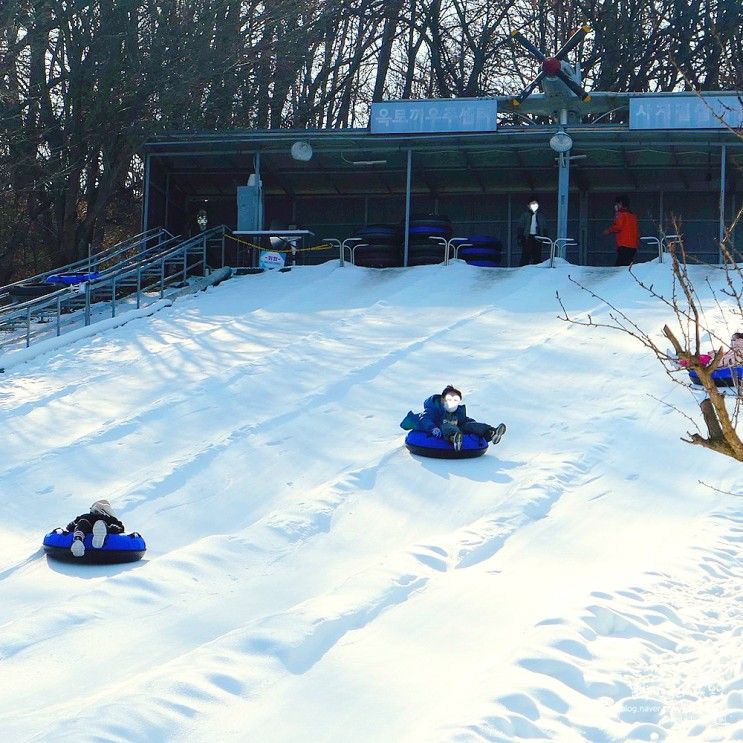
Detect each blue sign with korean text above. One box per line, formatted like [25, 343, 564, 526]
[370, 99, 497, 134]
[629, 95, 743, 130]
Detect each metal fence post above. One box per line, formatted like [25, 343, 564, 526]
[56, 297, 61, 336]
[26, 307, 31, 347]
[160, 260, 165, 298]
[136, 267, 142, 309]
[85, 283, 91, 326]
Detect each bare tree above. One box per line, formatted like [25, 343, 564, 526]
[2, 0, 742, 276]
[557, 214, 743, 463]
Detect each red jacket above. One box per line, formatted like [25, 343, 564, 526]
[606, 208, 639, 249]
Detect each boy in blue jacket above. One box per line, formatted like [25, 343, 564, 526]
[401, 385, 506, 451]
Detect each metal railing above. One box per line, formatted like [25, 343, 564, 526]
[534, 236, 577, 267]
[445, 238, 473, 263]
[0, 227, 173, 307]
[323, 235, 475, 267]
[0, 227, 224, 354]
[640, 234, 681, 263]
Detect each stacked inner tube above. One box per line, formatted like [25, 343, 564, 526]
[405, 215, 452, 266]
[457, 235, 503, 267]
[352, 224, 401, 268]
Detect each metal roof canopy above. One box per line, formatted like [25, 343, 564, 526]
[142, 125, 741, 265]
[143, 126, 741, 197]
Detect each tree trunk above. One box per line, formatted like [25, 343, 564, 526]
[700, 398, 723, 440]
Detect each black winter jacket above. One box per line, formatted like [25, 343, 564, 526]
[67, 512, 125, 534]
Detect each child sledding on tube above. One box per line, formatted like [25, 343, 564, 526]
[400, 385, 506, 451]
[66, 499, 126, 558]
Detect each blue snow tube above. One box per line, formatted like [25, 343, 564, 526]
[45, 272, 100, 285]
[404, 430, 489, 459]
[688, 366, 743, 387]
[43, 529, 146, 564]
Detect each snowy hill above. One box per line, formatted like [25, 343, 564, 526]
[1, 260, 742, 742]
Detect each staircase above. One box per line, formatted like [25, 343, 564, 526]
[0, 226, 228, 357]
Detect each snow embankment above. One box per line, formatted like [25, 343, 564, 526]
[0, 259, 741, 742]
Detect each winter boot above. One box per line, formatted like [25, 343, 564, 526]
[92, 519, 108, 549]
[71, 531, 85, 558]
[490, 423, 507, 445]
[450, 432, 464, 451]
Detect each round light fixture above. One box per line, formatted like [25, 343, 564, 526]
[549, 130, 573, 154]
[290, 141, 313, 161]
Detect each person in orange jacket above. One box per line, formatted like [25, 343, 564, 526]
[604, 195, 639, 266]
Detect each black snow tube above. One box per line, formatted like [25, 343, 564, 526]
[353, 224, 402, 268]
[405, 215, 453, 267]
[458, 235, 503, 267]
[404, 430, 488, 459]
[8, 283, 59, 303]
[43, 529, 147, 564]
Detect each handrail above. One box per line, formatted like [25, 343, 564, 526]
[534, 236, 576, 268]
[0, 233, 185, 322]
[0, 228, 173, 305]
[323, 238, 342, 266]
[639, 236, 661, 261]
[640, 233, 681, 263]
[0, 227, 221, 351]
[428, 236, 474, 265]
[350, 241, 370, 265]
[446, 238, 472, 263]
[343, 237, 366, 266]
[88, 230, 217, 289]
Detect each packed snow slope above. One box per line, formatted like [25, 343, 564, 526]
[1, 259, 742, 743]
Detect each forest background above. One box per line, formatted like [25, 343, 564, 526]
[1, 0, 742, 281]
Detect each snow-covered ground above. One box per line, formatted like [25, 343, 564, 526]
[1, 259, 741, 743]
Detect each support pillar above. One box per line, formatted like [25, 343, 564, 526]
[719, 144, 727, 264]
[255, 151, 263, 231]
[506, 193, 512, 267]
[555, 109, 570, 254]
[557, 152, 570, 250]
[403, 148, 412, 267]
[578, 190, 588, 265]
[143, 154, 151, 231]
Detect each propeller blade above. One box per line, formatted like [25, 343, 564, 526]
[555, 68, 592, 101]
[511, 71, 545, 106]
[555, 24, 591, 60]
[511, 30, 546, 62]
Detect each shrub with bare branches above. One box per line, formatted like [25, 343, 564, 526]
[557, 209, 743, 462]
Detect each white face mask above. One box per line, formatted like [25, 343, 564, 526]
[529, 203, 539, 212]
[443, 394, 461, 412]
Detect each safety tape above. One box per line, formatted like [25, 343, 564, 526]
[224, 233, 332, 254]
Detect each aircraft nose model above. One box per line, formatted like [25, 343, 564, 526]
[510, 24, 593, 108]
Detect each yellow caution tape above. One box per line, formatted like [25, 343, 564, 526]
[224, 233, 332, 254]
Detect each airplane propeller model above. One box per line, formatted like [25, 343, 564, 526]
[499, 24, 629, 122]
[511, 25, 592, 106]
[495, 23, 636, 244]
